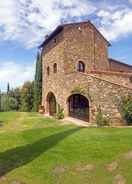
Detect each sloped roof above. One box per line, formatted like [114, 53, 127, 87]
[39, 25, 63, 48]
[39, 20, 111, 48]
[109, 58, 132, 68]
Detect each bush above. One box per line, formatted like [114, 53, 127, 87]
[8, 97, 18, 110]
[1, 95, 18, 111]
[121, 95, 132, 125]
[56, 105, 64, 120]
[96, 107, 110, 127]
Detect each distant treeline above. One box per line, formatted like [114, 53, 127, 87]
[0, 51, 42, 112]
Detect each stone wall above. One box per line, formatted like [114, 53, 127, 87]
[42, 67, 132, 125]
[63, 22, 109, 74]
[41, 21, 132, 126]
[90, 71, 132, 89]
[42, 32, 65, 113]
[42, 21, 110, 116]
[63, 72, 132, 125]
[94, 28, 110, 70]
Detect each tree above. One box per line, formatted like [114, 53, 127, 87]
[33, 50, 42, 111]
[1, 95, 9, 111]
[8, 97, 18, 110]
[13, 88, 21, 110]
[7, 83, 10, 95]
[121, 95, 132, 125]
[0, 90, 1, 112]
[0, 94, 18, 111]
[20, 81, 34, 112]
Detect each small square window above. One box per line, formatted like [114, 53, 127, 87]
[47, 66, 50, 76]
[53, 63, 57, 73]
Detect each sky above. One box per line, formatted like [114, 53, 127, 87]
[0, 0, 132, 91]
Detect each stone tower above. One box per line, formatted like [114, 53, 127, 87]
[40, 21, 132, 125]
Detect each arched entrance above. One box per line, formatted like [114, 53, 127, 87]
[68, 94, 89, 121]
[47, 92, 56, 116]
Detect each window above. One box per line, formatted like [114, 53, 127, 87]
[77, 61, 85, 72]
[47, 66, 50, 76]
[53, 63, 57, 73]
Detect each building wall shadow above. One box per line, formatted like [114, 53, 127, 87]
[0, 127, 81, 176]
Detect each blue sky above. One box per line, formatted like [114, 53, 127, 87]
[0, 0, 132, 91]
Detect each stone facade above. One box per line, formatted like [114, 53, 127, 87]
[41, 21, 132, 125]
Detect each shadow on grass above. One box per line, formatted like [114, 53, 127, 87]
[0, 121, 3, 127]
[0, 127, 81, 176]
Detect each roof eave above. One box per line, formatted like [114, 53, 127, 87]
[38, 25, 63, 49]
[109, 58, 132, 68]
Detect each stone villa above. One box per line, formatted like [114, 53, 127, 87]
[40, 21, 132, 125]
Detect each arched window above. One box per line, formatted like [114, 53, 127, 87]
[53, 63, 57, 73]
[47, 66, 50, 76]
[77, 61, 85, 72]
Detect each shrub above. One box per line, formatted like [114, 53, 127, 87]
[1, 96, 18, 111]
[96, 107, 110, 127]
[56, 105, 64, 120]
[121, 95, 132, 125]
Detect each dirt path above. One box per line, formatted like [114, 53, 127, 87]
[5, 112, 28, 131]
[62, 117, 97, 127]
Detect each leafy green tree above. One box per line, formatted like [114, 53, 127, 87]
[1, 95, 10, 111]
[1, 95, 8, 111]
[13, 88, 21, 110]
[1, 94, 18, 111]
[121, 95, 132, 125]
[33, 51, 42, 111]
[20, 81, 34, 112]
[0, 90, 1, 112]
[8, 97, 18, 110]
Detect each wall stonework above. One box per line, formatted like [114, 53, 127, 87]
[63, 22, 110, 73]
[90, 71, 132, 88]
[41, 21, 132, 125]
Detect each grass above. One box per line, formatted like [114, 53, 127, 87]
[0, 112, 132, 183]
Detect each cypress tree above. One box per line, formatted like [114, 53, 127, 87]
[6, 83, 10, 110]
[33, 50, 42, 111]
[7, 82, 10, 95]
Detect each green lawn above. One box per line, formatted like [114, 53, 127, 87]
[0, 112, 132, 184]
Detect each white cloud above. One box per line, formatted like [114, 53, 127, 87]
[62, 0, 96, 17]
[0, 61, 35, 91]
[98, 8, 132, 41]
[129, 0, 132, 4]
[0, 0, 96, 48]
[0, 1, 132, 47]
[0, 1, 132, 90]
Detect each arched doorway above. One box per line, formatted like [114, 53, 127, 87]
[47, 92, 56, 116]
[68, 94, 89, 121]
